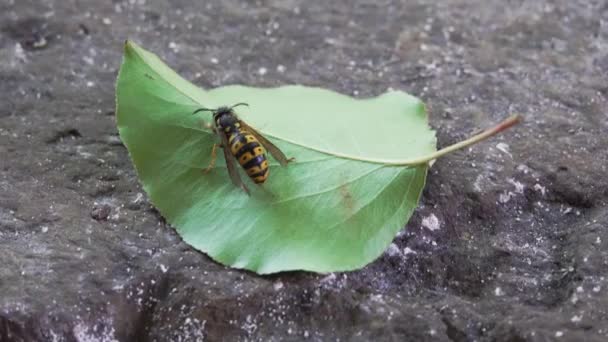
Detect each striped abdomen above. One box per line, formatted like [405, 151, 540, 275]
[228, 127, 269, 184]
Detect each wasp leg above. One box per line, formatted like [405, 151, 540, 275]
[202, 143, 220, 173]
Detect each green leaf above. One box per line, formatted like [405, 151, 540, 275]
[116, 41, 437, 274]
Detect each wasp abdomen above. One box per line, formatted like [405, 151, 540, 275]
[228, 129, 269, 184]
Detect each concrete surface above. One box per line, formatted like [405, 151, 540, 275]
[1, 0, 607, 341]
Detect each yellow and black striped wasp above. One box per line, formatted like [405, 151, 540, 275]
[193, 103, 292, 194]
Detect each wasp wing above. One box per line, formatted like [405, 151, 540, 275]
[217, 130, 250, 195]
[238, 120, 292, 166]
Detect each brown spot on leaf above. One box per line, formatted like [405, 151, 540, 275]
[339, 184, 355, 217]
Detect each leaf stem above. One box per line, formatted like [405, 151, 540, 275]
[275, 114, 521, 166]
[267, 114, 521, 166]
[397, 114, 522, 166]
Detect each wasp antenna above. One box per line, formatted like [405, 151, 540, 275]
[231, 103, 249, 109]
[192, 107, 216, 115]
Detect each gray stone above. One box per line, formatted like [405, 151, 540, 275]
[1, 0, 607, 341]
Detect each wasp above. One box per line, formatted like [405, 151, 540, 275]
[193, 103, 292, 194]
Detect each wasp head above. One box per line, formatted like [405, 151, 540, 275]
[214, 107, 238, 128]
[192, 103, 249, 129]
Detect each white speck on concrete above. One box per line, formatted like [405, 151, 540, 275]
[102, 17, 112, 25]
[242, 315, 257, 336]
[175, 317, 206, 341]
[277, 64, 286, 73]
[499, 192, 515, 203]
[273, 281, 284, 291]
[49, 329, 62, 342]
[517, 164, 531, 174]
[508, 178, 525, 193]
[168, 41, 179, 53]
[14, 43, 27, 63]
[132, 192, 144, 204]
[421, 213, 440, 231]
[473, 174, 485, 192]
[386, 243, 401, 257]
[533, 183, 546, 195]
[555, 331, 563, 338]
[159, 264, 168, 273]
[496, 142, 511, 157]
[571, 315, 582, 323]
[258, 67, 267, 76]
[571, 293, 579, 304]
[403, 247, 417, 256]
[83, 56, 95, 65]
[73, 318, 119, 342]
[320, 273, 336, 284]
[495, 287, 504, 296]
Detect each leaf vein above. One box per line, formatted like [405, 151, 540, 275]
[271, 165, 385, 205]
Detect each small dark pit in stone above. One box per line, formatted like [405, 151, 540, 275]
[2, 17, 53, 50]
[90, 204, 112, 221]
[88, 182, 116, 198]
[99, 172, 120, 182]
[126, 202, 141, 211]
[46, 128, 82, 144]
[23, 33, 49, 50]
[143, 11, 162, 23]
[78, 23, 90, 35]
